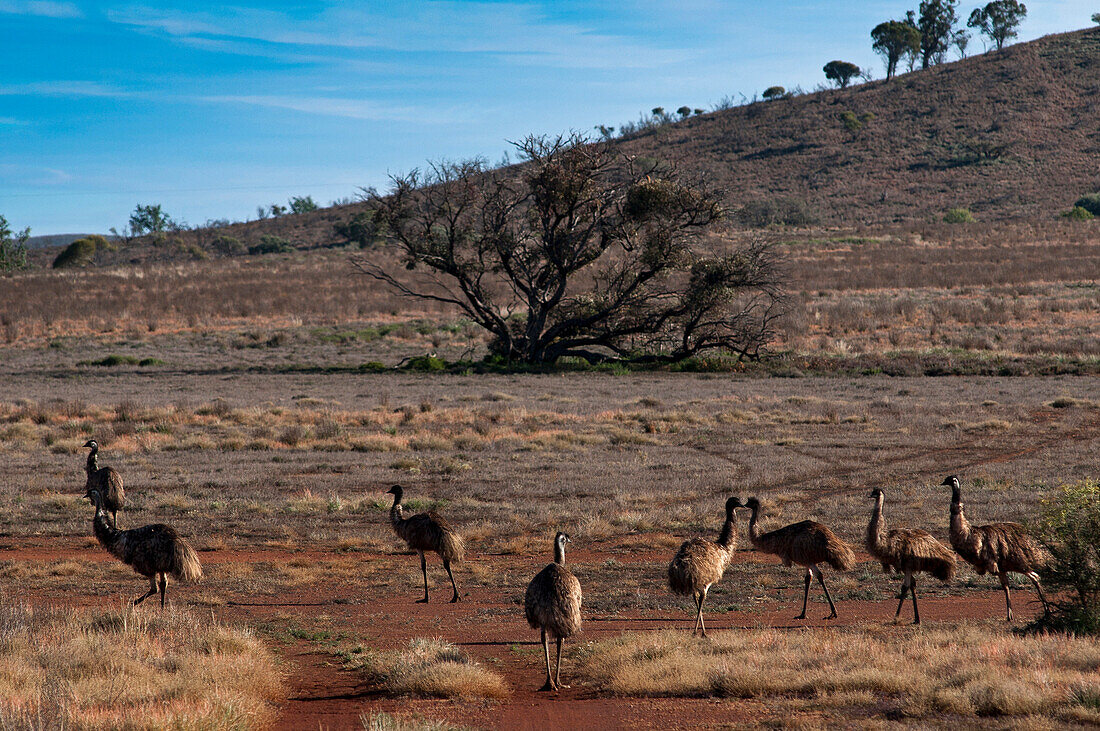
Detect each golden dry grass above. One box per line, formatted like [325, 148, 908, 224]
[344, 638, 509, 699]
[578, 624, 1100, 722]
[0, 600, 283, 729]
[361, 711, 471, 731]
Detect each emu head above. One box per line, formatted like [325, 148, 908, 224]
[385, 484, 403, 500]
[941, 475, 959, 489]
[725, 496, 744, 514]
[83, 439, 98, 450]
[554, 531, 571, 546]
[744, 496, 761, 511]
[83, 487, 101, 506]
[869, 487, 884, 500]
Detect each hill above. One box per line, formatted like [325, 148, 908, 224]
[62, 26, 1100, 266]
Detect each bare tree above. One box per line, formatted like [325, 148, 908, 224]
[358, 133, 783, 365]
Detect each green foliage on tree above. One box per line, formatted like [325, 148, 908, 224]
[839, 111, 875, 136]
[248, 235, 295, 255]
[1035, 480, 1100, 634]
[52, 234, 112, 268]
[289, 195, 319, 214]
[1093, 12, 1100, 25]
[128, 204, 176, 237]
[872, 19, 922, 79]
[968, 1, 1027, 51]
[361, 133, 783, 365]
[0, 215, 29, 273]
[823, 60, 861, 89]
[1074, 193, 1100, 216]
[333, 211, 383, 249]
[1063, 206, 1094, 221]
[917, 0, 960, 68]
[762, 86, 787, 101]
[676, 106, 692, 119]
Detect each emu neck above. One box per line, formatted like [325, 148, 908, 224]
[554, 541, 566, 566]
[91, 502, 118, 547]
[85, 449, 98, 476]
[389, 494, 404, 526]
[747, 505, 763, 546]
[716, 509, 738, 550]
[867, 496, 886, 554]
[950, 487, 971, 541]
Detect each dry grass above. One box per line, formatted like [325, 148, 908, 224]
[0, 600, 283, 729]
[343, 638, 509, 699]
[578, 625, 1100, 722]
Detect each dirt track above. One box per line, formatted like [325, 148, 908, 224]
[8, 538, 1047, 730]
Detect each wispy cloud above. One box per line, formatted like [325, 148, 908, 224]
[0, 81, 134, 98]
[0, 163, 72, 185]
[200, 94, 457, 123]
[0, 0, 81, 18]
[0, 117, 29, 125]
[107, 2, 687, 70]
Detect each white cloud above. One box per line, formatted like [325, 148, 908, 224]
[0, 0, 81, 18]
[0, 81, 132, 98]
[200, 94, 458, 123]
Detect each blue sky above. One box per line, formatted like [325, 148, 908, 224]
[1, 1, 1092, 234]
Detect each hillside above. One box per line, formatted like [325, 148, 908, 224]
[43, 25, 1100, 267]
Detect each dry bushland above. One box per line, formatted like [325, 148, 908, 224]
[344, 638, 509, 699]
[579, 625, 1100, 723]
[0, 600, 283, 729]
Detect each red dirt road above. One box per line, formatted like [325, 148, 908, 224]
[6, 539, 1046, 730]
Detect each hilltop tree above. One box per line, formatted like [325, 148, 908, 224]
[762, 86, 787, 101]
[968, 1, 1027, 51]
[0, 215, 29, 273]
[128, 204, 176, 237]
[872, 19, 922, 79]
[917, 0, 959, 69]
[823, 60, 861, 89]
[289, 195, 319, 214]
[676, 106, 692, 119]
[359, 133, 783, 365]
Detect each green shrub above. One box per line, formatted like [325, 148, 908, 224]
[248, 235, 295, 255]
[405, 355, 446, 372]
[212, 235, 246, 256]
[81, 354, 140, 366]
[1073, 193, 1100, 216]
[333, 212, 382, 249]
[1034, 479, 1100, 634]
[762, 86, 786, 101]
[1063, 206, 1095, 221]
[943, 207, 975, 223]
[53, 235, 114, 268]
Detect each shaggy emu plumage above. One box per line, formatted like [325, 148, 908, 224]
[524, 531, 582, 691]
[942, 475, 1048, 621]
[85, 487, 202, 607]
[866, 488, 956, 624]
[386, 484, 465, 603]
[83, 439, 124, 524]
[744, 497, 856, 619]
[668, 496, 741, 636]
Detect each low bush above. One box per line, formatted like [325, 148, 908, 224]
[943, 207, 975, 223]
[1074, 194, 1100, 216]
[52, 235, 112, 268]
[248, 235, 295, 255]
[1035, 479, 1100, 635]
[1063, 206, 1095, 221]
[736, 198, 817, 227]
[344, 638, 509, 699]
[212, 235, 246, 256]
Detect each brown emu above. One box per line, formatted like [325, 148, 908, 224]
[744, 497, 856, 619]
[942, 475, 1048, 621]
[668, 496, 741, 637]
[524, 531, 582, 691]
[866, 488, 956, 624]
[83, 439, 124, 524]
[84, 487, 202, 607]
[386, 484, 465, 603]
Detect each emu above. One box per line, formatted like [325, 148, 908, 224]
[866, 487, 956, 624]
[744, 497, 856, 619]
[386, 485, 464, 603]
[84, 487, 202, 607]
[525, 531, 582, 691]
[942, 475, 1048, 621]
[83, 439, 124, 524]
[668, 496, 740, 637]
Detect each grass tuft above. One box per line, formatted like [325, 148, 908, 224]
[344, 638, 509, 699]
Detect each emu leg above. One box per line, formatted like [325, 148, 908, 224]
[444, 559, 460, 603]
[134, 575, 158, 606]
[691, 592, 702, 636]
[909, 576, 920, 625]
[159, 573, 168, 609]
[1000, 571, 1013, 622]
[555, 637, 569, 689]
[1026, 572, 1050, 616]
[815, 567, 839, 619]
[698, 587, 709, 638]
[538, 629, 554, 691]
[416, 551, 429, 603]
[894, 577, 910, 620]
[796, 569, 812, 619]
